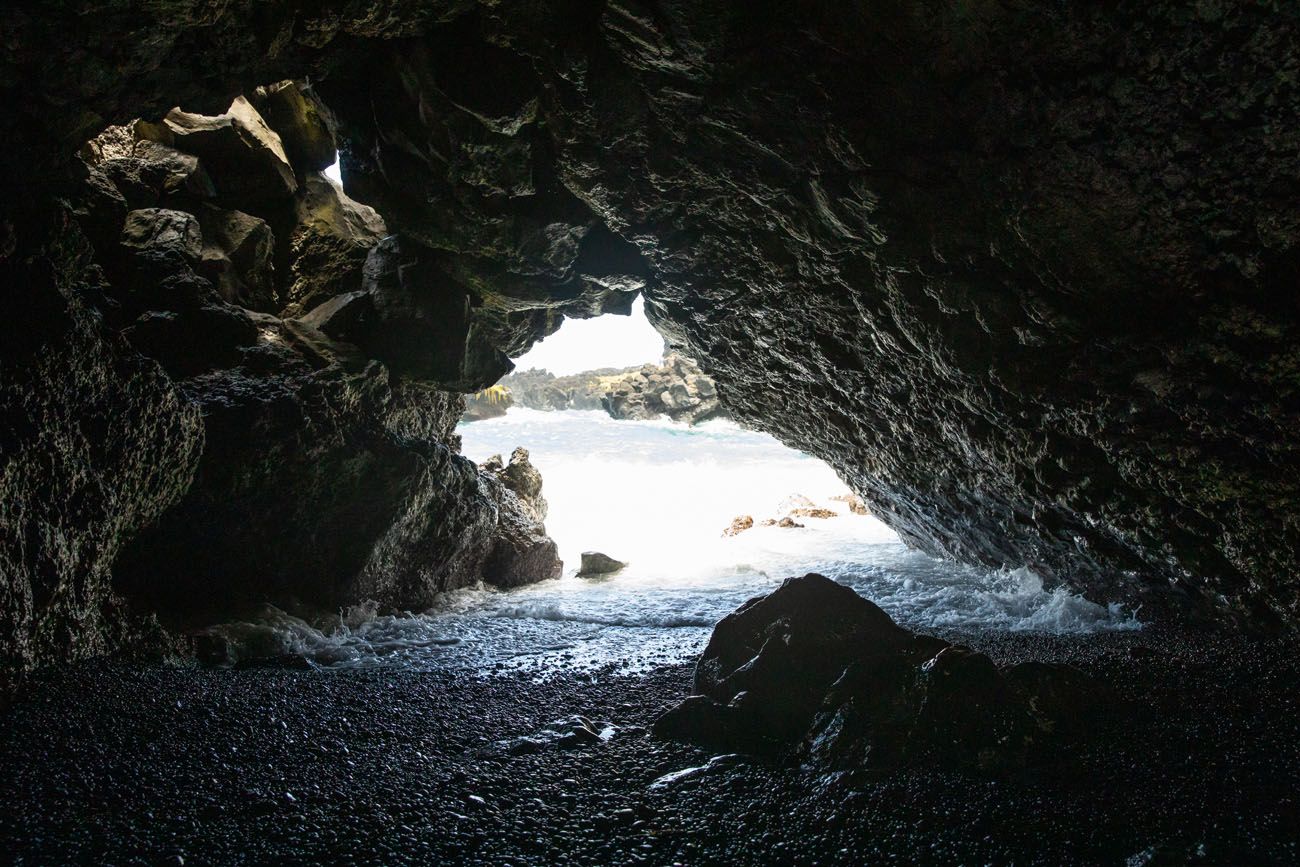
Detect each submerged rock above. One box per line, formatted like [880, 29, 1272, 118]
[655, 574, 1094, 772]
[578, 552, 628, 577]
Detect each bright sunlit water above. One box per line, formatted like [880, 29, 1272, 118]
[213, 409, 1140, 673]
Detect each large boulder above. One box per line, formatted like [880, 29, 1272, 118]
[656, 574, 1091, 772]
[155, 97, 297, 205]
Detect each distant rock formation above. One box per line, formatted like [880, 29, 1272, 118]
[489, 352, 724, 426]
[601, 353, 723, 426]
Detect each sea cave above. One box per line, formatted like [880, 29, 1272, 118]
[1, 2, 1299, 864]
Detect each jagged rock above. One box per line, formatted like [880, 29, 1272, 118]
[91, 136, 217, 209]
[578, 552, 628, 577]
[601, 353, 724, 425]
[479, 448, 561, 586]
[462, 388, 512, 422]
[495, 367, 618, 413]
[3, 0, 1300, 681]
[195, 205, 276, 311]
[723, 516, 754, 537]
[481, 447, 548, 521]
[309, 234, 513, 390]
[280, 173, 387, 317]
[156, 97, 297, 204]
[656, 574, 1092, 771]
[777, 517, 804, 529]
[252, 80, 337, 174]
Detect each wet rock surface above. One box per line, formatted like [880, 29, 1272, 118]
[1, 625, 1297, 865]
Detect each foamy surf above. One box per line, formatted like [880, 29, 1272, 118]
[207, 409, 1140, 674]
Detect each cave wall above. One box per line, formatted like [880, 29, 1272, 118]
[2, 0, 1299, 684]
[318, 1, 1300, 623]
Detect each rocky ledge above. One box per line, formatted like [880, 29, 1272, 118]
[657, 574, 1096, 773]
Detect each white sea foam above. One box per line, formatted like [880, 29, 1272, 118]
[211, 408, 1140, 673]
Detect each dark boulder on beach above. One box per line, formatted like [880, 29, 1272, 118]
[656, 574, 1096, 772]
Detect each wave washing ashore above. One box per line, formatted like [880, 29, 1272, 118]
[212, 409, 1139, 672]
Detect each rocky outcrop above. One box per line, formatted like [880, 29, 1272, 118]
[478, 448, 562, 588]
[2, 0, 1300, 680]
[600, 353, 723, 426]
[1, 83, 570, 681]
[495, 353, 724, 425]
[577, 552, 627, 577]
[655, 575, 1096, 772]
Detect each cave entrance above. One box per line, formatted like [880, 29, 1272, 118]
[450, 300, 909, 671]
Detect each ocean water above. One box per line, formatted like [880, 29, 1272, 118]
[212, 409, 1140, 673]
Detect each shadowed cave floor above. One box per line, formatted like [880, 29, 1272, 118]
[0, 626, 1296, 866]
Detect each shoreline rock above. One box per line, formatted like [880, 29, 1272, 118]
[578, 552, 628, 577]
[655, 574, 1096, 772]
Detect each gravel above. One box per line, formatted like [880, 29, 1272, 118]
[1, 624, 1296, 865]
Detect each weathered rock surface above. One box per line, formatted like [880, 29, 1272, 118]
[655, 574, 1094, 772]
[495, 368, 620, 413]
[1, 80, 565, 679]
[578, 552, 627, 577]
[280, 173, 387, 317]
[158, 98, 298, 204]
[251, 80, 337, 175]
[461, 387, 512, 422]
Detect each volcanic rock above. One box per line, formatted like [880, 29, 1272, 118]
[789, 508, 837, 520]
[657, 574, 1091, 771]
[578, 552, 628, 577]
[601, 353, 724, 426]
[280, 173, 387, 317]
